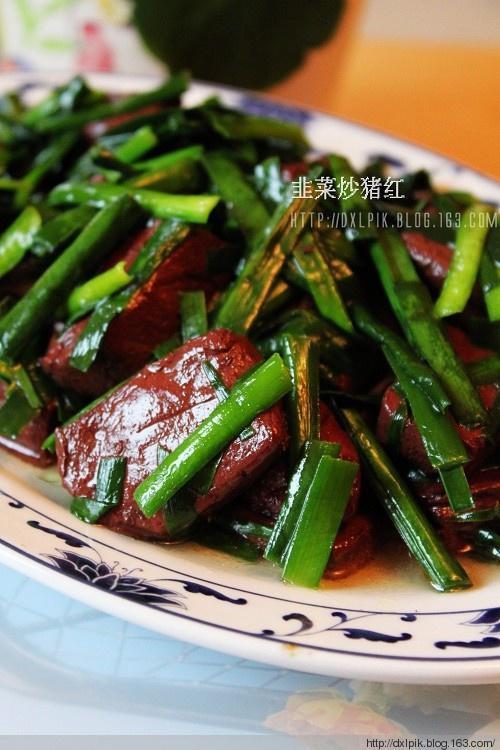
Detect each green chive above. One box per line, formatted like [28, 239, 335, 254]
[371, 230, 485, 425]
[71, 456, 126, 524]
[0, 206, 41, 279]
[180, 291, 208, 342]
[114, 125, 158, 164]
[135, 144, 203, 172]
[0, 386, 37, 439]
[291, 233, 354, 334]
[434, 205, 492, 318]
[264, 440, 341, 565]
[67, 261, 133, 320]
[49, 181, 220, 224]
[342, 409, 471, 592]
[282, 455, 358, 588]
[278, 333, 320, 466]
[203, 151, 270, 242]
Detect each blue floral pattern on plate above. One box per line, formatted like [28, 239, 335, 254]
[2, 489, 499, 669]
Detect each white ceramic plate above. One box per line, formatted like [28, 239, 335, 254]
[0, 73, 499, 685]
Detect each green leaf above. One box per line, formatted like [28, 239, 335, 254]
[131, 0, 345, 89]
[0, 386, 37, 439]
[71, 457, 127, 524]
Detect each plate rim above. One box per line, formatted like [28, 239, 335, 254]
[2, 484, 500, 686]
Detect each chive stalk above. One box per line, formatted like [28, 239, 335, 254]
[31, 205, 97, 258]
[342, 409, 471, 592]
[382, 348, 468, 471]
[278, 309, 356, 375]
[67, 261, 133, 320]
[480, 249, 500, 322]
[371, 230, 485, 425]
[156, 443, 220, 537]
[15, 132, 78, 208]
[201, 361, 254, 442]
[125, 160, 201, 193]
[114, 125, 158, 164]
[11, 365, 43, 409]
[130, 221, 190, 283]
[49, 181, 220, 224]
[203, 151, 270, 242]
[466, 355, 500, 385]
[0, 386, 37, 439]
[194, 523, 261, 561]
[290, 233, 353, 333]
[278, 333, 320, 465]
[479, 225, 500, 322]
[205, 109, 307, 147]
[35, 74, 188, 133]
[202, 360, 229, 402]
[22, 75, 103, 127]
[383, 346, 474, 514]
[264, 440, 341, 565]
[217, 517, 272, 542]
[434, 205, 492, 318]
[471, 528, 500, 563]
[282, 455, 358, 588]
[438, 465, 475, 515]
[69, 288, 134, 372]
[156, 443, 199, 537]
[258, 279, 296, 322]
[254, 156, 287, 206]
[135, 144, 203, 172]
[352, 304, 449, 412]
[180, 291, 208, 341]
[71, 456, 126, 524]
[0, 206, 41, 279]
[188, 455, 223, 496]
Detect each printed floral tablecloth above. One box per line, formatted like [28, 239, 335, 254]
[0, 0, 162, 76]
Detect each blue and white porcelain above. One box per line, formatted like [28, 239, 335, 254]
[0, 73, 498, 685]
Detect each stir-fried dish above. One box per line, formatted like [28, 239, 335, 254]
[0, 74, 498, 591]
